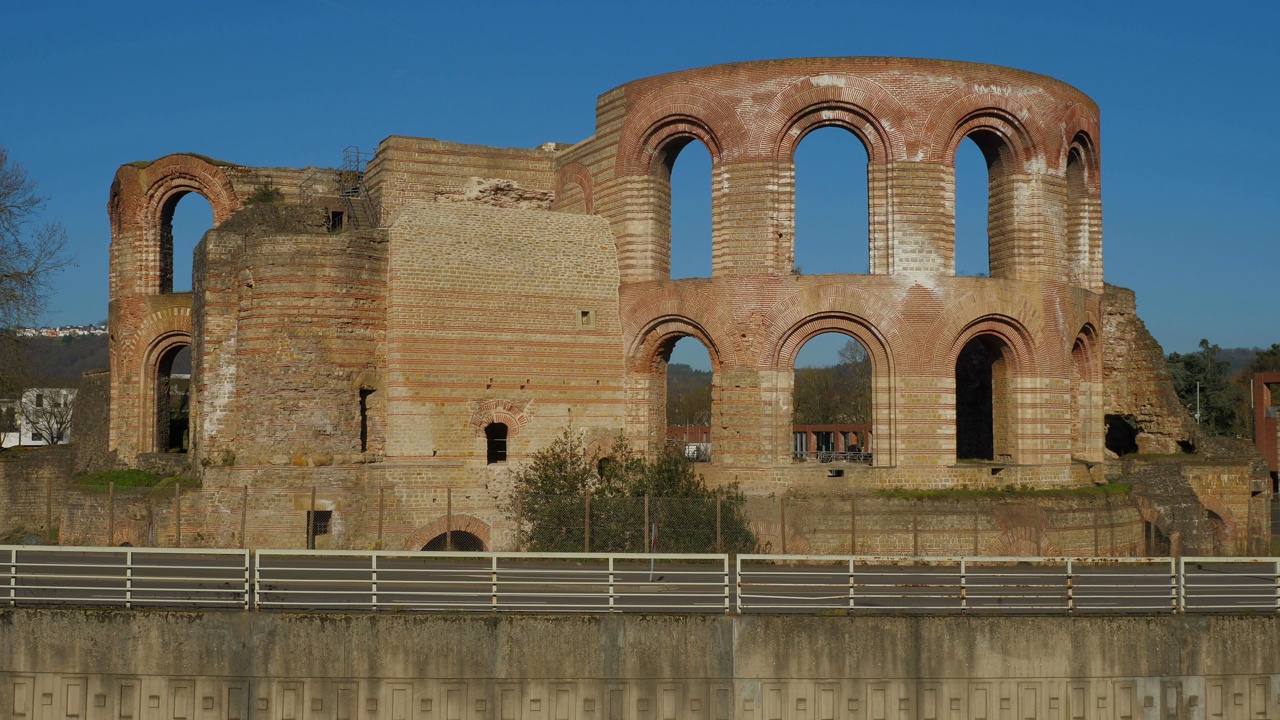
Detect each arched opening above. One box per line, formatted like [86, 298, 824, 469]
[1070, 329, 1095, 458]
[954, 131, 1017, 279]
[155, 345, 191, 453]
[1204, 510, 1228, 555]
[1104, 414, 1139, 456]
[792, 127, 870, 275]
[956, 335, 1014, 461]
[422, 530, 486, 552]
[160, 192, 213, 294]
[667, 140, 713, 279]
[485, 422, 508, 464]
[666, 337, 713, 461]
[1065, 144, 1090, 285]
[791, 332, 873, 462]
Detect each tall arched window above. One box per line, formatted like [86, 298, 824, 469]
[792, 127, 870, 275]
[791, 332, 873, 462]
[956, 335, 1014, 461]
[667, 140, 713, 279]
[666, 337, 713, 461]
[954, 130, 1018, 279]
[486, 423, 508, 464]
[160, 192, 213, 293]
[155, 344, 192, 453]
[1065, 142, 1091, 285]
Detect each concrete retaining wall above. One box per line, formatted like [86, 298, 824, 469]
[3, 610, 1277, 720]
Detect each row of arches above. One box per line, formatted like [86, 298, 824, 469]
[642, 312, 1099, 465]
[647, 122, 1096, 282]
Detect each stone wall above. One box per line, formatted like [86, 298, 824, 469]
[71, 369, 112, 474]
[0, 445, 72, 540]
[3, 610, 1278, 720]
[1101, 285, 1195, 453]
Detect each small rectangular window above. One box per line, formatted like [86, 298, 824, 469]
[577, 309, 595, 328]
[328, 210, 345, 233]
[307, 510, 333, 548]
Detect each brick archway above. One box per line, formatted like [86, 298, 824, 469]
[470, 399, 529, 438]
[403, 514, 492, 551]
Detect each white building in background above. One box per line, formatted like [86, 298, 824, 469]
[0, 388, 75, 448]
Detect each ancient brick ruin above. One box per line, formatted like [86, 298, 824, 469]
[94, 58, 1264, 553]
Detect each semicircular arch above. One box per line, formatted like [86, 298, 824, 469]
[925, 92, 1042, 167]
[760, 75, 908, 163]
[403, 514, 492, 551]
[615, 83, 744, 177]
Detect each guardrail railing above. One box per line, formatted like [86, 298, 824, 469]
[255, 551, 728, 613]
[5, 545, 250, 609]
[4, 547, 1278, 614]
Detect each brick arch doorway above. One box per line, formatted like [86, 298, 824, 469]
[421, 531, 485, 552]
[403, 514, 491, 552]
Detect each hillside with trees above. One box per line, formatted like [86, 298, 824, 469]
[1166, 342, 1280, 438]
[18, 334, 110, 385]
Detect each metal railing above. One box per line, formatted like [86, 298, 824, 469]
[4, 545, 250, 609]
[4, 547, 1278, 615]
[792, 450, 873, 464]
[255, 551, 728, 613]
[736, 555, 1280, 614]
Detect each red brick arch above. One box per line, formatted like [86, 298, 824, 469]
[470, 399, 530, 438]
[761, 75, 908, 163]
[615, 83, 744, 177]
[943, 314, 1038, 378]
[403, 514, 492, 551]
[925, 92, 1042, 168]
[136, 328, 193, 455]
[554, 161, 595, 214]
[771, 310, 897, 467]
[121, 154, 241, 296]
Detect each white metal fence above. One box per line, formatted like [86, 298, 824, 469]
[4, 546, 1278, 614]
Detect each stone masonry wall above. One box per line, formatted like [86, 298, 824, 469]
[0, 446, 73, 540]
[5, 611, 1280, 720]
[1102, 284, 1195, 453]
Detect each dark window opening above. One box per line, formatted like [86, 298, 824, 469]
[956, 337, 1006, 461]
[1176, 440, 1196, 454]
[1104, 414, 1139, 456]
[815, 431, 835, 453]
[307, 510, 333, 549]
[359, 389, 373, 453]
[486, 423, 508, 464]
[328, 210, 345, 233]
[422, 530, 485, 552]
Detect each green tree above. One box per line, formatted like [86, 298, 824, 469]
[506, 428, 757, 553]
[1167, 339, 1247, 437]
[666, 363, 712, 426]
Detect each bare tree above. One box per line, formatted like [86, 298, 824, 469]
[0, 146, 72, 394]
[18, 387, 75, 445]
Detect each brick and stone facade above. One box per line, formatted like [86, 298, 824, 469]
[97, 58, 1257, 552]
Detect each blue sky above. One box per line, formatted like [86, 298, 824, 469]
[2, 1, 1276, 371]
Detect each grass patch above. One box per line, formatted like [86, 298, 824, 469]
[875, 482, 1132, 500]
[76, 469, 161, 488]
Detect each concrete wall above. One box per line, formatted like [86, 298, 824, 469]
[3, 610, 1278, 720]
